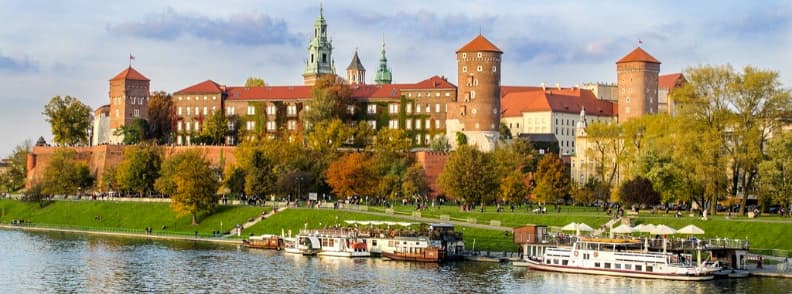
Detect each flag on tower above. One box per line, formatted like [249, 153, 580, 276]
[638, 39, 643, 46]
[129, 53, 135, 66]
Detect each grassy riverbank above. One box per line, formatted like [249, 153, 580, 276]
[0, 199, 267, 236]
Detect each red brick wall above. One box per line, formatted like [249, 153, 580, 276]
[414, 151, 449, 198]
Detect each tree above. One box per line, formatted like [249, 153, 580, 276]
[570, 181, 595, 206]
[500, 170, 528, 204]
[113, 118, 150, 145]
[532, 154, 569, 205]
[758, 131, 792, 210]
[245, 77, 266, 87]
[223, 166, 246, 198]
[325, 152, 378, 198]
[155, 150, 219, 225]
[115, 144, 161, 196]
[619, 176, 661, 207]
[199, 109, 230, 145]
[350, 121, 375, 151]
[438, 145, 496, 206]
[401, 163, 431, 200]
[303, 119, 352, 155]
[584, 122, 624, 187]
[38, 148, 93, 196]
[372, 128, 411, 154]
[455, 132, 468, 146]
[499, 122, 513, 141]
[303, 75, 353, 126]
[147, 92, 174, 144]
[42, 96, 92, 146]
[242, 149, 277, 198]
[429, 136, 451, 152]
[0, 141, 31, 192]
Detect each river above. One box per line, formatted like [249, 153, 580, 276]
[0, 230, 788, 293]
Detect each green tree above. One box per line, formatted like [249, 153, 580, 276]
[619, 176, 660, 207]
[0, 142, 31, 192]
[113, 118, 150, 145]
[429, 136, 451, 152]
[42, 96, 92, 146]
[223, 166, 246, 198]
[499, 122, 513, 141]
[199, 109, 229, 145]
[401, 163, 431, 199]
[455, 132, 468, 146]
[115, 144, 161, 196]
[147, 92, 174, 144]
[372, 128, 411, 154]
[350, 121, 375, 151]
[438, 145, 496, 206]
[303, 75, 353, 126]
[532, 154, 569, 205]
[155, 150, 219, 225]
[584, 122, 624, 187]
[245, 77, 266, 87]
[38, 148, 93, 196]
[242, 149, 277, 198]
[758, 131, 792, 210]
[303, 119, 352, 155]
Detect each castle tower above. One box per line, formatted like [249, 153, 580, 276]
[108, 66, 150, 144]
[346, 50, 365, 85]
[447, 34, 502, 152]
[374, 39, 392, 85]
[616, 47, 660, 123]
[303, 5, 335, 86]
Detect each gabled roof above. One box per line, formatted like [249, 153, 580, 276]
[658, 73, 684, 89]
[226, 85, 312, 101]
[346, 51, 366, 71]
[616, 47, 660, 64]
[404, 75, 457, 90]
[457, 34, 502, 53]
[501, 88, 616, 117]
[110, 66, 149, 81]
[174, 80, 224, 95]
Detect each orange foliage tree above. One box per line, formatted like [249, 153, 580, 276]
[325, 152, 378, 198]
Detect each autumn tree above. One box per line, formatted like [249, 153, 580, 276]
[429, 136, 451, 152]
[0, 142, 31, 192]
[147, 92, 174, 144]
[154, 150, 219, 225]
[303, 75, 353, 126]
[500, 170, 528, 204]
[115, 144, 161, 196]
[223, 166, 246, 198]
[619, 176, 660, 207]
[42, 96, 92, 146]
[438, 145, 496, 206]
[303, 118, 351, 155]
[38, 148, 93, 196]
[114, 118, 150, 145]
[245, 77, 266, 87]
[532, 153, 569, 205]
[325, 152, 378, 198]
[350, 121, 375, 151]
[758, 131, 792, 210]
[198, 109, 229, 145]
[400, 163, 431, 200]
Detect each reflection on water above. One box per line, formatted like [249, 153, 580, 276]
[0, 230, 789, 293]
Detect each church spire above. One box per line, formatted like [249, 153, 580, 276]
[374, 35, 392, 85]
[303, 4, 334, 85]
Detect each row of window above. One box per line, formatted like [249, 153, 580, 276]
[244, 120, 299, 131]
[244, 105, 300, 116]
[177, 95, 217, 101]
[405, 92, 452, 98]
[462, 65, 497, 73]
[178, 106, 217, 116]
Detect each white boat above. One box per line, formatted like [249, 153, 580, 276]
[514, 237, 713, 281]
[380, 223, 466, 262]
[297, 228, 370, 258]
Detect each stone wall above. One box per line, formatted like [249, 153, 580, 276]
[414, 151, 449, 198]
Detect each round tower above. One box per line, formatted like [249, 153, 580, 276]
[447, 34, 502, 151]
[616, 46, 660, 123]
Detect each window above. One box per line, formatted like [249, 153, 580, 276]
[389, 103, 399, 114]
[435, 104, 440, 113]
[177, 136, 182, 145]
[368, 120, 376, 129]
[187, 96, 191, 100]
[435, 120, 440, 129]
[194, 121, 200, 132]
[625, 264, 632, 270]
[227, 121, 234, 131]
[367, 104, 377, 114]
[287, 105, 297, 116]
[287, 120, 297, 130]
[635, 265, 642, 271]
[406, 103, 412, 114]
[203, 96, 207, 100]
[477, 65, 482, 72]
[416, 104, 421, 113]
[425, 119, 430, 129]
[178, 107, 183, 116]
[246, 121, 255, 131]
[462, 66, 467, 73]
[247, 106, 255, 115]
[178, 96, 183, 101]
[472, 108, 477, 115]
[492, 66, 497, 72]
[389, 119, 398, 129]
[266, 121, 276, 131]
[475, 122, 480, 129]
[445, 92, 450, 97]
[471, 90, 476, 99]
[195, 107, 199, 116]
[425, 104, 431, 113]
[177, 121, 183, 131]
[348, 105, 355, 115]
[267, 105, 277, 116]
[462, 53, 467, 58]
[226, 107, 235, 115]
[416, 120, 422, 130]
[406, 119, 412, 130]
[477, 52, 482, 58]
[626, 97, 631, 103]
[212, 96, 217, 100]
[133, 109, 140, 117]
[186, 107, 191, 115]
[203, 107, 208, 115]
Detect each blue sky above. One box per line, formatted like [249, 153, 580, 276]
[0, 0, 790, 156]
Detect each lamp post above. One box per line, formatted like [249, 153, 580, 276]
[297, 176, 304, 204]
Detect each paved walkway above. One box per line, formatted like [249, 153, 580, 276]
[332, 207, 510, 231]
[233, 207, 286, 236]
[0, 224, 242, 245]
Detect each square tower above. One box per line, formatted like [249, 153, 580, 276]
[109, 66, 150, 144]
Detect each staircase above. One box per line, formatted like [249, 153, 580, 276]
[593, 217, 621, 236]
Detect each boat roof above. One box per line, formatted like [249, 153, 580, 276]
[581, 237, 642, 244]
[429, 223, 455, 228]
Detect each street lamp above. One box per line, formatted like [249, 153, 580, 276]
[297, 176, 304, 204]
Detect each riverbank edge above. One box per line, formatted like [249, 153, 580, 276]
[0, 224, 243, 245]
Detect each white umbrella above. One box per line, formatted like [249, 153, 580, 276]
[676, 224, 705, 235]
[651, 224, 677, 235]
[636, 224, 656, 234]
[576, 223, 594, 232]
[611, 223, 635, 234]
[561, 222, 579, 231]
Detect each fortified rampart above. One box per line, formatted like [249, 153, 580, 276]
[414, 151, 449, 198]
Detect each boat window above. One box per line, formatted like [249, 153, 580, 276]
[625, 264, 632, 270]
[595, 262, 600, 268]
[646, 266, 653, 272]
[636, 265, 642, 271]
[372, 240, 377, 246]
[615, 264, 621, 269]
[554, 259, 559, 265]
[546, 260, 551, 264]
[562, 260, 568, 266]
[604, 263, 611, 269]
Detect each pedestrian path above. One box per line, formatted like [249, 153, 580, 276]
[333, 207, 509, 231]
[231, 207, 286, 237]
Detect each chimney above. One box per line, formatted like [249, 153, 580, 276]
[556, 83, 561, 90]
[540, 82, 546, 91]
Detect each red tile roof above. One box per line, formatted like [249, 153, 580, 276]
[501, 86, 542, 98]
[501, 88, 616, 117]
[110, 66, 150, 81]
[658, 73, 684, 89]
[226, 85, 312, 101]
[404, 75, 457, 90]
[616, 47, 660, 64]
[457, 34, 502, 53]
[174, 80, 224, 95]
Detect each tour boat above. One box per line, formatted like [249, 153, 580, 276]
[242, 234, 283, 250]
[295, 228, 370, 257]
[381, 223, 465, 262]
[514, 237, 713, 281]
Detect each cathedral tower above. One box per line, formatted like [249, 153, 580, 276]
[447, 34, 502, 151]
[374, 39, 392, 84]
[108, 66, 149, 144]
[303, 5, 335, 86]
[616, 47, 660, 122]
[346, 50, 365, 85]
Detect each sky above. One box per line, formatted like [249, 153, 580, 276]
[0, 0, 790, 156]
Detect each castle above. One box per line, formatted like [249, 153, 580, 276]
[80, 5, 685, 193]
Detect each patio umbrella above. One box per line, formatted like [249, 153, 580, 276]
[611, 223, 635, 234]
[676, 224, 705, 235]
[651, 224, 676, 235]
[561, 222, 579, 231]
[576, 223, 594, 232]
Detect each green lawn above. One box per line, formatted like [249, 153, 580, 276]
[0, 199, 267, 236]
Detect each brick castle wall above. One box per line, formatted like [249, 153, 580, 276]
[414, 151, 449, 198]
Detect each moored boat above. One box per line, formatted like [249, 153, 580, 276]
[381, 223, 465, 262]
[243, 234, 284, 250]
[514, 237, 713, 281]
